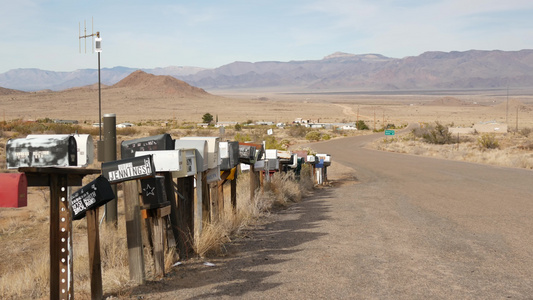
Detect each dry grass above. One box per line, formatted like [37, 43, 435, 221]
[0, 166, 314, 299]
[372, 129, 533, 169]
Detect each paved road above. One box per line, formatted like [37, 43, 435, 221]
[132, 132, 533, 299]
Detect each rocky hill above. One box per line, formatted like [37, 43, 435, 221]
[113, 70, 210, 97]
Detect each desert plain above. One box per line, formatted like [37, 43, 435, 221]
[2, 72, 533, 298]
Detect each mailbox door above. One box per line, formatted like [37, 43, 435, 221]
[181, 137, 219, 169]
[0, 173, 28, 208]
[175, 140, 208, 172]
[140, 176, 169, 209]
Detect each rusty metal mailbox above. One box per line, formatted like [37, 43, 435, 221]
[121, 134, 174, 159]
[6, 136, 77, 169]
[219, 141, 239, 171]
[140, 176, 169, 209]
[70, 176, 114, 220]
[0, 173, 28, 208]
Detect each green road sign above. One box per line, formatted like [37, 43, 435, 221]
[385, 130, 395, 136]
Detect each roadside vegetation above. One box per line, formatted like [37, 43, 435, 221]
[373, 122, 533, 169]
[0, 118, 335, 298]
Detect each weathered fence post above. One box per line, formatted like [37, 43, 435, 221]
[122, 180, 146, 284]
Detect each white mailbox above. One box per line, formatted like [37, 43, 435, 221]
[307, 155, 316, 163]
[171, 149, 197, 178]
[265, 149, 278, 160]
[135, 150, 181, 172]
[175, 139, 208, 172]
[181, 137, 220, 169]
[27, 134, 94, 167]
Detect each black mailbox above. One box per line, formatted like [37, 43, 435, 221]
[121, 134, 174, 159]
[6, 136, 77, 169]
[140, 176, 169, 209]
[71, 176, 115, 220]
[238, 144, 256, 164]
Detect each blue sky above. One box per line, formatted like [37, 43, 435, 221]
[1, 0, 532, 73]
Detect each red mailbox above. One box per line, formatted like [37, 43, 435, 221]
[0, 173, 28, 208]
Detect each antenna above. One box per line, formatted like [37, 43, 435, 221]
[79, 17, 98, 53]
[78, 17, 103, 141]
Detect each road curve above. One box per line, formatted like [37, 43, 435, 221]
[131, 131, 533, 299]
[309, 131, 533, 299]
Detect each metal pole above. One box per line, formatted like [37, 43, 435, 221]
[98, 52, 102, 141]
[103, 113, 117, 226]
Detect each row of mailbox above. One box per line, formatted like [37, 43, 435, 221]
[5, 133, 331, 173]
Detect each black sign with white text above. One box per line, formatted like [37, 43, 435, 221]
[70, 176, 114, 220]
[101, 155, 156, 184]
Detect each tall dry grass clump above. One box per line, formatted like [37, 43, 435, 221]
[194, 169, 314, 258]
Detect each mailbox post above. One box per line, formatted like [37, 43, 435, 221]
[20, 167, 100, 300]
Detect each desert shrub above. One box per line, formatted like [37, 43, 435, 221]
[478, 133, 500, 150]
[288, 125, 309, 137]
[234, 132, 252, 143]
[322, 134, 331, 140]
[305, 131, 321, 142]
[415, 122, 456, 145]
[234, 123, 242, 131]
[356, 120, 369, 130]
[520, 127, 532, 137]
[117, 127, 139, 136]
[148, 127, 167, 136]
[265, 135, 284, 150]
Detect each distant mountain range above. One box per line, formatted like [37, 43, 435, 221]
[1, 50, 533, 92]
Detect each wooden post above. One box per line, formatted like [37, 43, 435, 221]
[217, 179, 224, 217]
[201, 172, 210, 224]
[142, 206, 170, 279]
[249, 164, 257, 202]
[231, 170, 237, 213]
[86, 209, 103, 299]
[176, 176, 194, 259]
[194, 173, 203, 244]
[123, 180, 145, 284]
[164, 173, 179, 247]
[210, 182, 219, 222]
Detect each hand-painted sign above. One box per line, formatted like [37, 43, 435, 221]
[6, 136, 78, 169]
[101, 155, 155, 184]
[70, 176, 114, 220]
